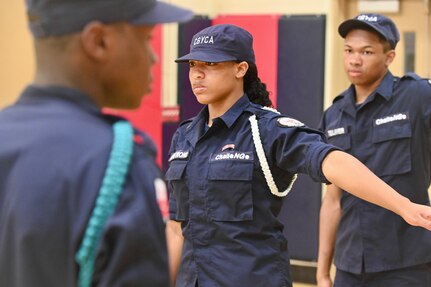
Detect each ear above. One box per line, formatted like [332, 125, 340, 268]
[235, 61, 249, 79]
[80, 21, 111, 62]
[385, 49, 396, 66]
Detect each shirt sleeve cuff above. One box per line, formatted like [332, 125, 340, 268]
[305, 142, 341, 184]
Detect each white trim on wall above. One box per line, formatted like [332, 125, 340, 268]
[358, 0, 400, 13]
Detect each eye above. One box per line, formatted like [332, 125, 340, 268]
[344, 48, 352, 54]
[205, 62, 217, 66]
[362, 50, 373, 55]
[188, 61, 196, 67]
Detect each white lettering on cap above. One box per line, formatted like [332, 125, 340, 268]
[357, 15, 378, 22]
[193, 35, 214, 45]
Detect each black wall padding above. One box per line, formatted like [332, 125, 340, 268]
[277, 15, 326, 261]
[177, 16, 212, 122]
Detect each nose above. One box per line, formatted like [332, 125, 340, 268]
[349, 52, 361, 66]
[190, 67, 204, 79]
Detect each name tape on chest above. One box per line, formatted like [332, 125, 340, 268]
[210, 151, 254, 162]
[327, 127, 346, 138]
[374, 113, 408, 126]
[276, 117, 304, 128]
[168, 150, 189, 162]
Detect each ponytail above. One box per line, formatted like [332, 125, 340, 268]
[243, 62, 273, 107]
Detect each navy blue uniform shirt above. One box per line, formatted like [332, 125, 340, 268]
[320, 72, 431, 274]
[166, 95, 339, 287]
[0, 86, 169, 286]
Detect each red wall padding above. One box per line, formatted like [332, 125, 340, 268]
[212, 15, 280, 107]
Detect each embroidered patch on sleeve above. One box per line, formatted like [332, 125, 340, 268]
[276, 117, 305, 127]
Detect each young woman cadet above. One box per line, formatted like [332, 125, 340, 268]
[165, 24, 431, 287]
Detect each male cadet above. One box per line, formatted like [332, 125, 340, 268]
[0, 0, 192, 286]
[317, 14, 431, 287]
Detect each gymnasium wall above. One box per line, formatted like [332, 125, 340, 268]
[170, 16, 326, 277]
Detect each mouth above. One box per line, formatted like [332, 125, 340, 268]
[348, 70, 362, 77]
[192, 84, 206, 94]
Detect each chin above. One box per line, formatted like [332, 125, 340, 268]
[195, 94, 210, 105]
[348, 78, 362, 86]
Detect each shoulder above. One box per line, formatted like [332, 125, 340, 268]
[166, 117, 195, 148]
[132, 128, 157, 158]
[398, 72, 431, 88]
[394, 73, 431, 103]
[170, 117, 194, 138]
[331, 86, 352, 105]
[247, 103, 306, 129]
[400, 72, 423, 81]
[179, 117, 195, 128]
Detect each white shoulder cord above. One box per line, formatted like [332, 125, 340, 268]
[249, 114, 298, 197]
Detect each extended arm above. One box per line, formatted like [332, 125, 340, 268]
[322, 150, 431, 230]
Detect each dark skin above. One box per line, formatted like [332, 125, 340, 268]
[33, 21, 157, 109]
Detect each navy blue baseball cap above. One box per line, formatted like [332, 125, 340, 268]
[25, 0, 194, 38]
[338, 13, 400, 49]
[175, 24, 255, 64]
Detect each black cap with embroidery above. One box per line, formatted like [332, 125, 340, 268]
[175, 24, 255, 64]
[338, 13, 400, 49]
[25, 0, 194, 38]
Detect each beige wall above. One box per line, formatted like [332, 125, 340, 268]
[169, 0, 332, 16]
[1, 1, 430, 109]
[0, 1, 34, 108]
[343, 0, 431, 78]
[3, 0, 334, 109]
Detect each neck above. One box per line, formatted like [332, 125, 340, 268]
[33, 60, 103, 108]
[354, 72, 387, 104]
[207, 90, 244, 126]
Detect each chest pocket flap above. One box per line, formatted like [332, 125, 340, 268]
[370, 118, 412, 177]
[165, 161, 187, 181]
[165, 161, 188, 221]
[372, 120, 412, 143]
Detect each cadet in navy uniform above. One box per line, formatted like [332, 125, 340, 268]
[317, 14, 431, 287]
[165, 24, 431, 287]
[0, 0, 192, 286]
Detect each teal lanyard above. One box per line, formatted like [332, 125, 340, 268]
[75, 121, 134, 287]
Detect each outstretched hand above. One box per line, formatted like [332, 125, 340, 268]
[402, 202, 431, 231]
